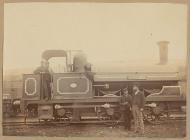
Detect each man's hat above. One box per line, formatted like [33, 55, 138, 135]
[122, 87, 128, 92]
[133, 82, 143, 91]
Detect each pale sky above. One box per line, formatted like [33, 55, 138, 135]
[4, 3, 187, 70]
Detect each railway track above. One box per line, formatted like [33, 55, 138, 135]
[2, 120, 123, 127]
[2, 115, 186, 127]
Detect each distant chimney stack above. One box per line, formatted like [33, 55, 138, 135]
[157, 41, 169, 65]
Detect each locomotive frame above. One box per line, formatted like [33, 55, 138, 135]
[21, 50, 186, 123]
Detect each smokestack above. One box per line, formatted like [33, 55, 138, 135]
[157, 41, 169, 65]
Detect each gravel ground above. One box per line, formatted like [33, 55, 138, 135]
[3, 120, 186, 137]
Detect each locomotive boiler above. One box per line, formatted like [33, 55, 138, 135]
[21, 42, 186, 124]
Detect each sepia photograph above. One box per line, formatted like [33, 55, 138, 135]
[1, 0, 189, 138]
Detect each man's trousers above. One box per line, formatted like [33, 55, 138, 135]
[132, 105, 144, 133]
[123, 107, 132, 130]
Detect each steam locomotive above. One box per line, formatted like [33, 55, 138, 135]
[20, 41, 186, 123]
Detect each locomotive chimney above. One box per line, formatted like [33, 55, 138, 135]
[157, 41, 169, 65]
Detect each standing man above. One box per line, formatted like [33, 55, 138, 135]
[120, 88, 132, 130]
[132, 83, 145, 134]
[34, 59, 53, 100]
